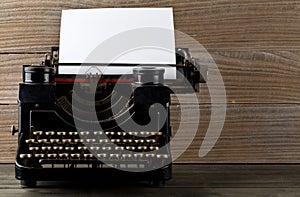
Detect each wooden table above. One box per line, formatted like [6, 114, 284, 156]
[1, 164, 300, 196]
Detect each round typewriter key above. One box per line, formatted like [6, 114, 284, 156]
[35, 154, 45, 158]
[65, 147, 75, 151]
[59, 153, 69, 158]
[99, 139, 109, 143]
[138, 146, 148, 150]
[90, 146, 100, 151]
[151, 132, 163, 136]
[84, 154, 94, 159]
[135, 139, 145, 143]
[53, 146, 63, 151]
[42, 146, 52, 151]
[156, 154, 169, 159]
[78, 146, 88, 151]
[115, 146, 124, 150]
[85, 139, 96, 143]
[110, 139, 121, 143]
[45, 131, 55, 136]
[20, 154, 32, 159]
[57, 131, 66, 136]
[50, 139, 60, 143]
[102, 147, 112, 151]
[62, 139, 72, 144]
[129, 132, 138, 136]
[74, 139, 84, 143]
[125, 146, 135, 151]
[117, 132, 126, 136]
[146, 139, 156, 143]
[47, 153, 57, 158]
[29, 147, 39, 151]
[105, 131, 114, 136]
[93, 131, 103, 135]
[25, 139, 36, 144]
[69, 132, 78, 136]
[33, 131, 43, 136]
[122, 154, 132, 158]
[80, 131, 89, 136]
[71, 154, 80, 159]
[110, 154, 120, 158]
[123, 139, 133, 143]
[145, 153, 156, 158]
[134, 153, 144, 158]
[38, 139, 48, 144]
[149, 146, 159, 151]
[97, 153, 107, 158]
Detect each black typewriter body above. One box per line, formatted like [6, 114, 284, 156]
[14, 47, 205, 187]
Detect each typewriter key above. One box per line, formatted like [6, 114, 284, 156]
[69, 132, 78, 136]
[25, 139, 35, 144]
[33, 131, 43, 136]
[20, 154, 32, 159]
[110, 139, 121, 143]
[53, 146, 64, 151]
[146, 139, 156, 143]
[149, 146, 159, 151]
[134, 153, 144, 158]
[102, 147, 112, 151]
[38, 139, 48, 144]
[85, 139, 96, 143]
[123, 139, 133, 143]
[78, 146, 88, 151]
[97, 153, 107, 158]
[35, 154, 45, 158]
[90, 146, 100, 151]
[65, 147, 75, 151]
[84, 154, 94, 159]
[50, 139, 60, 143]
[138, 146, 148, 150]
[122, 154, 132, 158]
[99, 139, 109, 143]
[125, 146, 135, 151]
[29, 147, 39, 151]
[62, 139, 72, 144]
[57, 131, 66, 136]
[117, 132, 126, 136]
[80, 131, 89, 136]
[145, 153, 156, 158]
[115, 146, 124, 150]
[45, 131, 55, 136]
[93, 131, 103, 136]
[156, 154, 169, 159]
[42, 146, 52, 151]
[74, 139, 84, 143]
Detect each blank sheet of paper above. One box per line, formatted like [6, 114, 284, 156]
[59, 8, 176, 64]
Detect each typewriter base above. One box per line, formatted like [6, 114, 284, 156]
[15, 163, 172, 188]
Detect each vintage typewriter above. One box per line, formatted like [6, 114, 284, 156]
[12, 8, 206, 188]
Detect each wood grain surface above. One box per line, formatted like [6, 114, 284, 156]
[2, 164, 300, 196]
[0, 0, 300, 163]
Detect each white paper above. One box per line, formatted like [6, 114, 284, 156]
[59, 8, 176, 64]
[58, 65, 177, 79]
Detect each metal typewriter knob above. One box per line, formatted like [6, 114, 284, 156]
[133, 66, 165, 85]
[23, 66, 54, 83]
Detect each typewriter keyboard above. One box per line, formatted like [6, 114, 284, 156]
[19, 130, 169, 168]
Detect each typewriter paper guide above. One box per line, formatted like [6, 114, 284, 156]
[59, 8, 176, 70]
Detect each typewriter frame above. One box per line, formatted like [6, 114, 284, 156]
[14, 47, 205, 187]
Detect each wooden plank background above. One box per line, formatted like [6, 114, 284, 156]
[0, 0, 300, 163]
